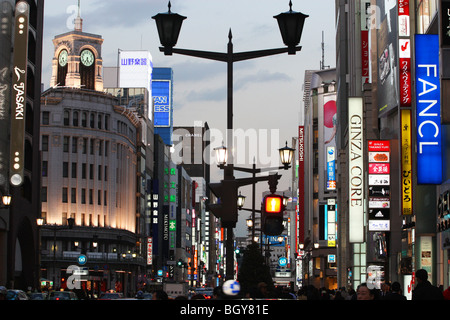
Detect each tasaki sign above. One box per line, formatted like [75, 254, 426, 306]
[414, 34, 443, 184]
[10, 2, 29, 187]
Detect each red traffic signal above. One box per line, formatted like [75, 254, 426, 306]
[265, 195, 283, 213]
[262, 194, 285, 236]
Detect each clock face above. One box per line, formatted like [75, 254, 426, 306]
[80, 49, 94, 67]
[58, 50, 68, 67]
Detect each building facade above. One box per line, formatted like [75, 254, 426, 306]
[38, 14, 147, 296]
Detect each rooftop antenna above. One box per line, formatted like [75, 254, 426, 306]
[320, 31, 330, 70]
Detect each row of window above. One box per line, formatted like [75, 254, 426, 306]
[42, 109, 136, 141]
[40, 211, 108, 228]
[41, 186, 108, 206]
[41, 135, 111, 157]
[42, 161, 109, 181]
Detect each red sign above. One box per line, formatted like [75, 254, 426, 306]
[369, 163, 390, 174]
[368, 140, 390, 152]
[361, 30, 369, 84]
[399, 57, 412, 106]
[147, 237, 153, 265]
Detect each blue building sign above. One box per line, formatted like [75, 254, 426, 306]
[414, 34, 443, 184]
[152, 80, 171, 127]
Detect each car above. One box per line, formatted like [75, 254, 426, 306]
[29, 292, 48, 300]
[98, 292, 124, 300]
[48, 291, 78, 300]
[6, 290, 30, 300]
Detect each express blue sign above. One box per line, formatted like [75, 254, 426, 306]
[415, 34, 443, 184]
[152, 80, 171, 127]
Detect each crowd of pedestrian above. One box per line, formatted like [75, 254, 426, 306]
[1, 269, 448, 301]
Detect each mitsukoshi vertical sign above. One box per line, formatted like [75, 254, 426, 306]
[414, 34, 443, 184]
[348, 97, 364, 243]
[10, 2, 29, 187]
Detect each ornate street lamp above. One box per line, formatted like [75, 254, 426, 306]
[274, 1, 309, 54]
[279, 141, 295, 169]
[237, 192, 246, 209]
[214, 144, 228, 167]
[152, 1, 186, 55]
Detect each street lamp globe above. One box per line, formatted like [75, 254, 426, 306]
[237, 192, 246, 209]
[36, 218, 44, 226]
[214, 144, 228, 166]
[2, 194, 11, 206]
[274, 1, 309, 54]
[279, 141, 295, 168]
[152, 1, 186, 55]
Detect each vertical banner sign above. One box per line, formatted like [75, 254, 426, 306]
[323, 94, 337, 190]
[327, 147, 336, 190]
[147, 237, 153, 265]
[368, 140, 391, 231]
[327, 198, 336, 247]
[399, 39, 411, 107]
[10, 2, 29, 187]
[361, 0, 371, 85]
[398, 0, 411, 107]
[414, 34, 443, 184]
[348, 97, 364, 243]
[401, 110, 413, 215]
[297, 126, 305, 250]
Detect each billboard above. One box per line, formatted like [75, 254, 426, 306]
[376, 0, 399, 116]
[119, 50, 153, 120]
[152, 80, 171, 127]
[414, 34, 443, 184]
[323, 94, 337, 190]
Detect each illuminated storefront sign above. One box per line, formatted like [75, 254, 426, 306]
[401, 109, 413, 215]
[10, 2, 29, 187]
[368, 140, 390, 231]
[415, 34, 443, 184]
[399, 39, 411, 107]
[327, 147, 336, 190]
[297, 126, 305, 249]
[348, 97, 364, 243]
[152, 80, 171, 127]
[326, 198, 336, 247]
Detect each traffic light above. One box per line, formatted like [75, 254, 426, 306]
[207, 179, 238, 228]
[262, 194, 285, 235]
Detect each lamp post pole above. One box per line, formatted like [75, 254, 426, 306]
[153, 1, 307, 281]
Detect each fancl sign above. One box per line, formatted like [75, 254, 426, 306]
[414, 34, 443, 184]
[10, 2, 29, 187]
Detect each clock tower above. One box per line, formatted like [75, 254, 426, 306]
[49, 2, 103, 91]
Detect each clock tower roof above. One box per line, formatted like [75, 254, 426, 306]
[49, 2, 104, 91]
